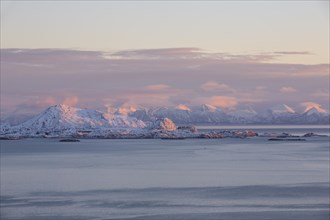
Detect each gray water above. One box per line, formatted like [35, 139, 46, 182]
[197, 125, 330, 136]
[1, 128, 329, 219]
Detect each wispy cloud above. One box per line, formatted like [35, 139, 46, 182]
[273, 51, 311, 55]
[312, 89, 330, 100]
[109, 49, 313, 63]
[1, 48, 104, 64]
[1, 48, 329, 115]
[3, 96, 57, 115]
[111, 47, 203, 59]
[103, 93, 172, 108]
[110, 48, 279, 62]
[200, 81, 236, 93]
[144, 84, 170, 91]
[280, 86, 297, 93]
[102, 85, 187, 108]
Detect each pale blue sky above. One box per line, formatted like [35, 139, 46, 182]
[1, 1, 329, 63]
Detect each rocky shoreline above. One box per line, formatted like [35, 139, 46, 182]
[1, 127, 327, 141]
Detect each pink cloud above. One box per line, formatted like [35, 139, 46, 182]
[280, 87, 297, 93]
[312, 89, 330, 100]
[37, 97, 57, 107]
[1, 48, 329, 114]
[200, 81, 236, 93]
[289, 65, 329, 77]
[144, 84, 170, 91]
[255, 86, 267, 90]
[18, 96, 57, 109]
[62, 96, 79, 107]
[0, 96, 57, 117]
[104, 93, 172, 108]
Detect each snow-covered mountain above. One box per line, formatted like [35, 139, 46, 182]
[197, 104, 218, 113]
[151, 117, 177, 131]
[0, 106, 199, 139]
[152, 106, 192, 123]
[130, 104, 228, 124]
[296, 106, 329, 124]
[1, 103, 329, 136]
[175, 104, 191, 111]
[254, 104, 297, 124]
[1, 103, 328, 138]
[4, 104, 146, 136]
[270, 104, 295, 115]
[304, 106, 328, 116]
[227, 107, 258, 123]
[129, 103, 329, 125]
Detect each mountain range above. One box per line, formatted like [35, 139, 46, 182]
[128, 103, 329, 125]
[1, 103, 329, 131]
[1, 104, 328, 138]
[1, 105, 146, 136]
[0, 105, 197, 138]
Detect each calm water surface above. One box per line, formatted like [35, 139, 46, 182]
[0, 127, 329, 220]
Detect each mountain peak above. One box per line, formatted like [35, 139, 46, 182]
[46, 104, 78, 118]
[228, 107, 257, 118]
[200, 104, 217, 112]
[304, 105, 327, 114]
[116, 106, 137, 115]
[304, 106, 327, 115]
[49, 104, 74, 111]
[270, 104, 295, 114]
[175, 104, 191, 111]
[10, 105, 146, 136]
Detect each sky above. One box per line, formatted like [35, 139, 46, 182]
[1, 1, 329, 116]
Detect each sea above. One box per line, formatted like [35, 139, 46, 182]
[0, 126, 329, 220]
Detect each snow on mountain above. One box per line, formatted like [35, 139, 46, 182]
[151, 117, 177, 131]
[129, 104, 226, 124]
[129, 103, 329, 125]
[2, 102, 329, 137]
[102, 113, 146, 128]
[0, 122, 11, 133]
[296, 106, 329, 124]
[115, 106, 137, 115]
[184, 104, 227, 124]
[197, 104, 218, 112]
[270, 104, 295, 115]
[175, 104, 191, 111]
[0, 108, 198, 138]
[144, 106, 191, 123]
[6, 104, 146, 136]
[228, 107, 257, 119]
[304, 106, 328, 116]
[129, 108, 154, 122]
[227, 107, 257, 123]
[254, 104, 295, 124]
[129, 104, 227, 124]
